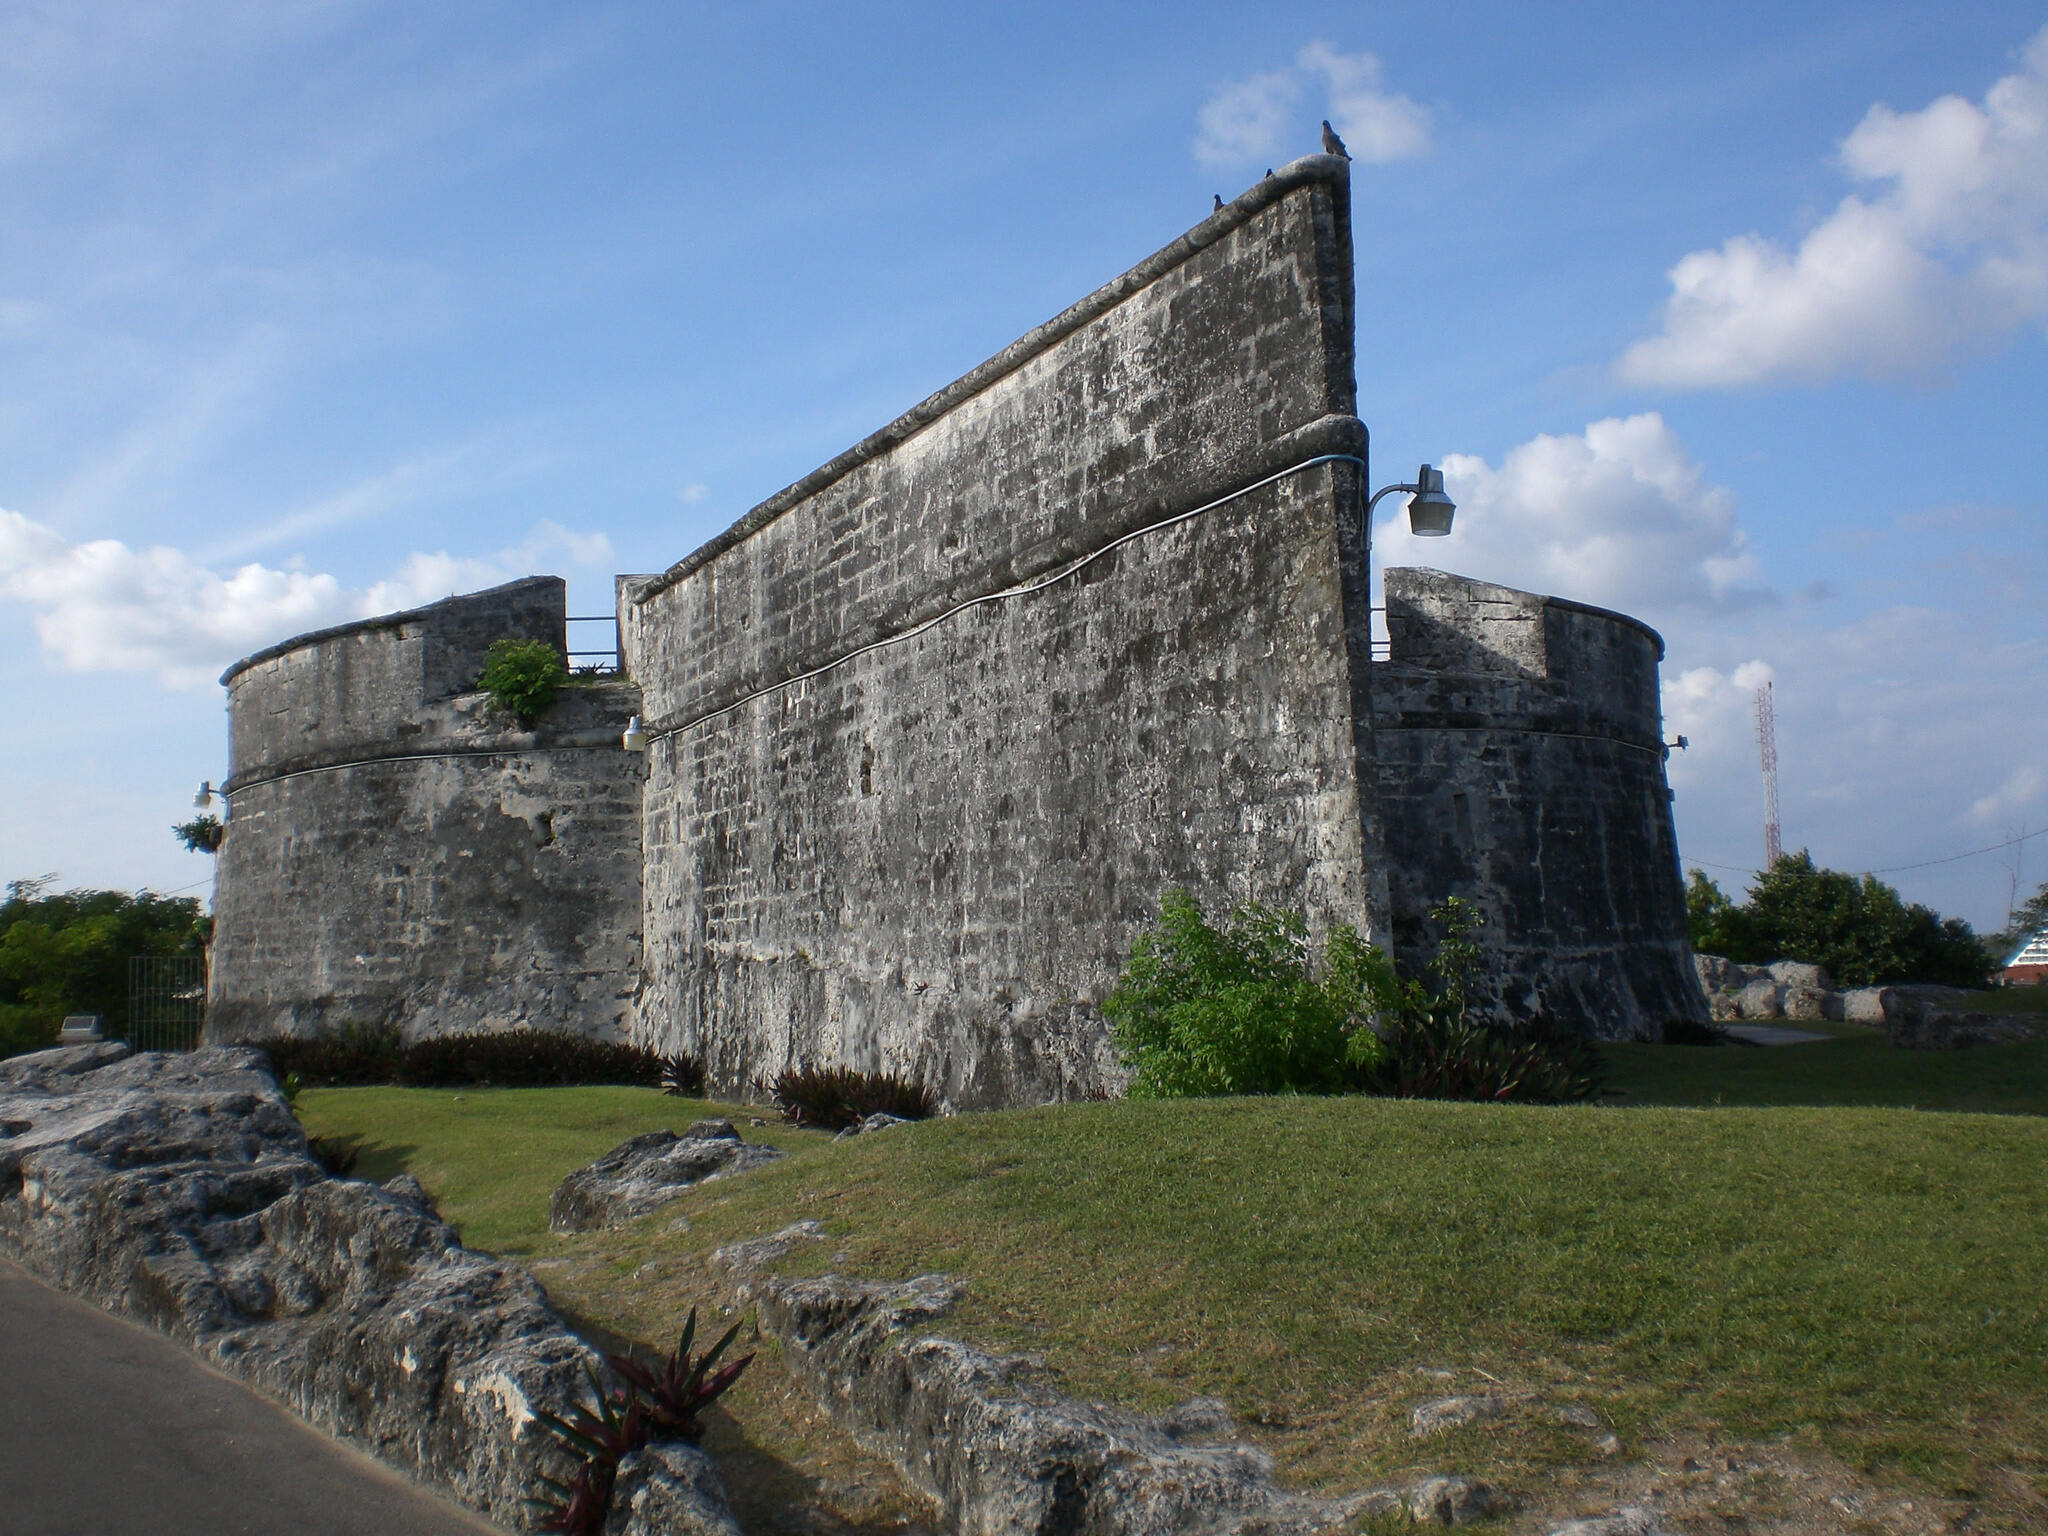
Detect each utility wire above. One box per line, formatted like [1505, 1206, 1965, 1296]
[1685, 824, 2045, 879]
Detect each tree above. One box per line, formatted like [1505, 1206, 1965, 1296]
[1992, 880, 2048, 964]
[1685, 852, 1990, 988]
[0, 878, 209, 1057]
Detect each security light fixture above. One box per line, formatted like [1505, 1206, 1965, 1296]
[622, 716, 647, 752]
[194, 780, 217, 808]
[1366, 464, 1456, 538]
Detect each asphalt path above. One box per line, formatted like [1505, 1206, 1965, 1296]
[0, 1256, 506, 1535]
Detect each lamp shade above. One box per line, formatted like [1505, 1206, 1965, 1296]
[1406, 464, 1455, 537]
[622, 716, 647, 752]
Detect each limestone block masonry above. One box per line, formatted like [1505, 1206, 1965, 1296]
[625, 155, 1384, 1107]
[1376, 568, 1707, 1037]
[203, 152, 1706, 1096]
[207, 577, 645, 1043]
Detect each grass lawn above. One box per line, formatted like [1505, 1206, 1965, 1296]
[1601, 1021, 2048, 1113]
[295, 1038, 2048, 1527]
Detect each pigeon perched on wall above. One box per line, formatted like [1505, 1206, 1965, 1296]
[1321, 120, 1350, 158]
[1213, 194, 1224, 211]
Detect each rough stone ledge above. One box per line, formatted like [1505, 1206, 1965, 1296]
[712, 1221, 1465, 1534]
[551, 1122, 784, 1234]
[0, 1042, 738, 1535]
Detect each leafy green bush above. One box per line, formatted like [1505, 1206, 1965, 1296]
[255, 1025, 673, 1088]
[771, 1064, 936, 1129]
[1106, 891, 1600, 1103]
[1104, 890, 1394, 1097]
[1686, 853, 1991, 987]
[0, 878, 209, 1056]
[478, 637, 569, 722]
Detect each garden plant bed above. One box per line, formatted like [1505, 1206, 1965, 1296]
[295, 1035, 2048, 1534]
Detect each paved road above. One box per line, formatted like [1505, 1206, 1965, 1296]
[0, 1257, 505, 1536]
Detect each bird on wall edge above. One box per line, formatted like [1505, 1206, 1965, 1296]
[1321, 119, 1350, 159]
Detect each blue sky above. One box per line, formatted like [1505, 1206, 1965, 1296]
[4, 1, 2045, 935]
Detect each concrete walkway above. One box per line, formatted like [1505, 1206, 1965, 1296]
[0, 1257, 505, 1536]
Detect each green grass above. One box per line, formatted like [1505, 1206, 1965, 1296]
[1601, 1023, 2048, 1113]
[293, 1086, 813, 1255]
[1957, 987, 2048, 1016]
[297, 1064, 2048, 1520]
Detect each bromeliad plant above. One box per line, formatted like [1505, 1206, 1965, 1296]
[528, 1309, 754, 1536]
[606, 1309, 755, 1441]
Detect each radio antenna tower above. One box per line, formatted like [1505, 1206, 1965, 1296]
[1755, 681, 1781, 868]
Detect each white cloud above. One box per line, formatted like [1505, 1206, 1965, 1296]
[0, 507, 611, 689]
[1194, 68, 1300, 169]
[1378, 412, 1767, 617]
[1969, 765, 2045, 825]
[1619, 25, 2048, 388]
[1194, 43, 1428, 170]
[1296, 42, 1430, 165]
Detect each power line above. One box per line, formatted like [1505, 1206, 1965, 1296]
[1684, 825, 2047, 880]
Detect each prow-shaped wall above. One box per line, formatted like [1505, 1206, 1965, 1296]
[624, 155, 1385, 1106]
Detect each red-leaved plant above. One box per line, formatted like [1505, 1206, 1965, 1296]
[527, 1310, 754, 1536]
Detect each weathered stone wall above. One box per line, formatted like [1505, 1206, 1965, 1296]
[208, 579, 646, 1043]
[1374, 567, 1707, 1038]
[626, 156, 1384, 1106]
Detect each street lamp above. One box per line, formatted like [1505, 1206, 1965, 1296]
[1367, 464, 1456, 536]
[621, 716, 647, 752]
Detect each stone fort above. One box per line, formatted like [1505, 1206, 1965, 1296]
[205, 155, 1709, 1107]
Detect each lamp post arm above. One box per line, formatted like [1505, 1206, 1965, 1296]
[1365, 481, 1421, 516]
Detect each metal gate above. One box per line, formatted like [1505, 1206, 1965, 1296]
[126, 955, 207, 1051]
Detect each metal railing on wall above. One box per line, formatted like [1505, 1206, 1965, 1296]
[126, 955, 207, 1052]
[566, 615, 621, 673]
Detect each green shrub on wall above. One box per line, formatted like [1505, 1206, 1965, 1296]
[478, 637, 569, 722]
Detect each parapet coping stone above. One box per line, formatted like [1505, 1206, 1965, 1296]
[634, 153, 1356, 605]
[1383, 566, 1667, 662]
[219, 575, 565, 688]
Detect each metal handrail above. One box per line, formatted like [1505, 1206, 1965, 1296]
[565, 614, 620, 670]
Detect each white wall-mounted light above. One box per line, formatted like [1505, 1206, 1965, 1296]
[1366, 463, 1457, 538]
[622, 716, 647, 752]
[194, 780, 217, 808]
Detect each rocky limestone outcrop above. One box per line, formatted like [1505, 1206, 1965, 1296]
[0, 1043, 742, 1534]
[711, 1220, 1448, 1534]
[549, 1120, 784, 1234]
[603, 1442, 747, 1536]
[1691, 955, 2038, 1048]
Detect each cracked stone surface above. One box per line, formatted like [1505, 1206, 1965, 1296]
[713, 1221, 1408, 1536]
[549, 1123, 785, 1234]
[0, 1043, 740, 1534]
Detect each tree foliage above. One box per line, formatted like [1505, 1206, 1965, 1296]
[0, 877, 209, 1056]
[478, 637, 569, 722]
[1685, 852, 1990, 988]
[1991, 880, 2048, 965]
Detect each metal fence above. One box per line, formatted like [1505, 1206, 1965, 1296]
[566, 614, 621, 673]
[126, 955, 207, 1052]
